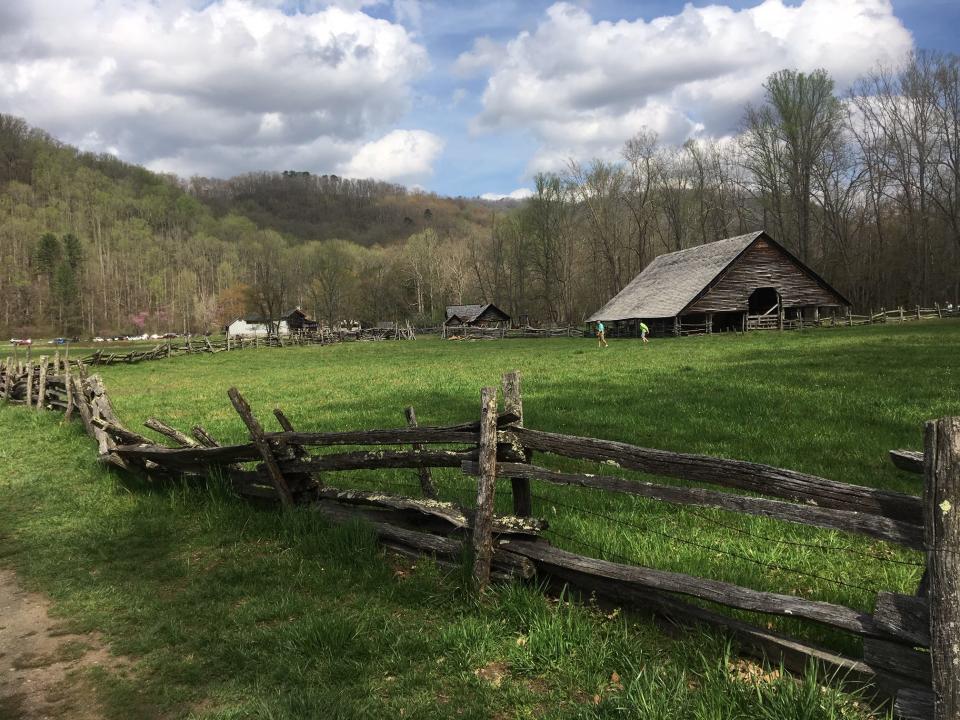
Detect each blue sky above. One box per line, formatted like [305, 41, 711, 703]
[1, 0, 957, 198]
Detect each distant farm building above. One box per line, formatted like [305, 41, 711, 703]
[227, 308, 317, 337]
[444, 304, 511, 328]
[588, 231, 850, 336]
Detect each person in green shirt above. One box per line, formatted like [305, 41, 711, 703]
[639, 321, 649, 343]
[596, 321, 608, 348]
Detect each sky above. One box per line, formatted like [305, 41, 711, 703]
[1, 0, 958, 199]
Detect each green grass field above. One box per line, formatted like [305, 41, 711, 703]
[1, 322, 957, 719]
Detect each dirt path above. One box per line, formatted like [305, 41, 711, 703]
[0, 568, 120, 720]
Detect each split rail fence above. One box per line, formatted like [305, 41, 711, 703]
[0, 358, 957, 720]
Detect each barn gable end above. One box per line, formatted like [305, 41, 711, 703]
[685, 236, 848, 314]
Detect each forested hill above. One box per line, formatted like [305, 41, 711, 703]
[0, 114, 495, 337]
[189, 171, 490, 247]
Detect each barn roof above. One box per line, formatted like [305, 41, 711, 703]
[444, 303, 511, 324]
[588, 232, 764, 322]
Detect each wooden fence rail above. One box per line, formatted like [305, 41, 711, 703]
[0, 358, 955, 718]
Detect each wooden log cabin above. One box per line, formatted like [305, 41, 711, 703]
[588, 231, 850, 336]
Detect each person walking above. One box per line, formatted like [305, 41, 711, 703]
[639, 321, 649, 343]
[596, 321, 608, 348]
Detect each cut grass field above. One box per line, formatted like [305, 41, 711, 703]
[1, 321, 957, 719]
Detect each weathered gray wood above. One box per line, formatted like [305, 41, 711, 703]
[281, 448, 479, 473]
[502, 370, 532, 517]
[24, 360, 32, 408]
[873, 592, 931, 647]
[863, 637, 931, 686]
[533, 558, 886, 695]
[71, 376, 95, 439]
[190, 425, 221, 448]
[227, 388, 294, 508]
[895, 688, 935, 720]
[405, 406, 438, 499]
[462, 460, 924, 549]
[513, 427, 923, 523]
[261, 411, 519, 447]
[36, 356, 47, 411]
[892, 450, 925, 475]
[113, 442, 259, 469]
[312, 500, 535, 581]
[144, 418, 200, 448]
[91, 417, 154, 446]
[504, 538, 886, 637]
[63, 359, 73, 421]
[2, 357, 11, 402]
[272, 408, 309, 460]
[472, 386, 499, 588]
[314, 487, 545, 535]
[924, 417, 960, 720]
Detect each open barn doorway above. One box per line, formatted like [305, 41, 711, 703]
[747, 287, 781, 330]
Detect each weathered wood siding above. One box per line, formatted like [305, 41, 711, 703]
[474, 306, 510, 325]
[686, 238, 846, 314]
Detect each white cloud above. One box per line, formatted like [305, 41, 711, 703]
[0, 0, 431, 179]
[480, 187, 533, 200]
[459, 0, 913, 173]
[339, 129, 444, 182]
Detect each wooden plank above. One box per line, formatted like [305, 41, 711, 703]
[863, 637, 931, 685]
[891, 450, 924, 474]
[895, 688, 935, 720]
[404, 406, 438, 499]
[227, 388, 294, 508]
[282, 448, 478, 473]
[873, 592, 931, 647]
[144, 418, 200, 447]
[462, 460, 924, 549]
[190, 425, 221, 448]
[472, 386, 498, 588]
[24, 360, 32, 408]
[272, 408, 308, 459]
[261, 411, 519, 447]
[36, 356, 47, 410]
[924, 417, 960, 720]
[2, 357, 11, 402]
[314, 488, 545, 535]
[502, 370, 532, 517]
[530, 559, 884, 693]
[112, 443, 259, 469]
[513, 427, 922, 523]
[504, 538, 885, 637]
[63, 359, 73, 421]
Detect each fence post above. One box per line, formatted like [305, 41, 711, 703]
[2, 357, 10, 402]
[916, 305, 921, 321]
[936, 303, 942, 318]
[36, 356, 47, 411]
[471, 386, 498, 589]
[25, 360, 33, 407]
[404, 406, 438, 499]
[924, 417, 960, 720]
[228, 387, 295, 509]
[502, 370, 532, 517]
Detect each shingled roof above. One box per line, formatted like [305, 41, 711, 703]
[445, 304, 487, 323]
[587, 232, 764, 322]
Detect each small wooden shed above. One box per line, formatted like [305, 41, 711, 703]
[444, 304, 511, 328]
[588, 231, 850, 336]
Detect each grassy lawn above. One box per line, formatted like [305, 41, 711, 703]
[1, 321, 957, 718]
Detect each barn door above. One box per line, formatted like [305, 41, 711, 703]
[747, 287, 780, 330]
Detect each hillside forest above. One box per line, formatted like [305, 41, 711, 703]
[1, 51, 958, 337]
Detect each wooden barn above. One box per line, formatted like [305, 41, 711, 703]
[444, 303, 511, 328]
[588, 231, 850, 336]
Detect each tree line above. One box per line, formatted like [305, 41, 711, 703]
[1, 51, 957, 337]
